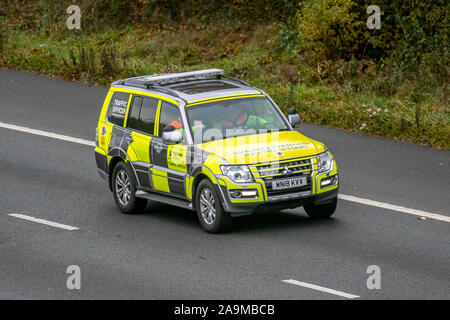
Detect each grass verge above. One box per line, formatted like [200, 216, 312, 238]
[1, 26, 448, 149]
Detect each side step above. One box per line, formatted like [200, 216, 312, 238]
[135, 190, 193, 211]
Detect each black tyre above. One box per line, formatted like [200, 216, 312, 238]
[196, 179, 232, 233]
[112, 162, 147, 214]
[304, 197, 337, 218]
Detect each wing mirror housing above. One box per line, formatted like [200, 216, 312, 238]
[288, 108, 301, 127]
[162, 125, 183, 144]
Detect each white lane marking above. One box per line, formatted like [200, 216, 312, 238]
[8, 213, 79, 231]
[1, 121, 449, 223]
[0, 121, 95, 147]
[282, 280, 360, 299]
[338, 194, 450, 223]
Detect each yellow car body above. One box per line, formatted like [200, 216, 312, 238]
[94, 69, 338, 231]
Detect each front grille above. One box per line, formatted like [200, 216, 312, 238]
[252, 157, 313, 197]
[254, 158, 313, 179]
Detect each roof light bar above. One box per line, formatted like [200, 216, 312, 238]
[143, 69, 224, 86]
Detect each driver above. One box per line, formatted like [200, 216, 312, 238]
[211, 109, 269, 131]
[232, 110, 269, 127]
[169, 116, 183, 130]
[212, 113, 233, 131]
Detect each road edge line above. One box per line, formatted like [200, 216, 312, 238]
[0, 121, 95, 147]
[282, 279, 360, 299]
[8, 213, 79, 231]
[339, 194, 450, 223]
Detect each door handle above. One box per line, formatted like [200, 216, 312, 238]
[126, 136, 134, 144]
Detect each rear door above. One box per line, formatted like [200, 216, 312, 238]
[150, 100, 189, 197]
[125, 95, 159, 190]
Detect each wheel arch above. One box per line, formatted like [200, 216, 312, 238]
[108, 156, 138, 192]
[108, 156, 123, 191]
[191, 170, 226, 212]
[191, 173, 209, 211]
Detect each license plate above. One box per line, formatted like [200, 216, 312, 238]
[272, 177, 307, 190]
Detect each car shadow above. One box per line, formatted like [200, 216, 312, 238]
[140, 201, 199, 228]
[229, 209, 340, 234]
[140, 202, 340, 234]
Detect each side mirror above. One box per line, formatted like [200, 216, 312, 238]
[162, 125, 182, 144]
[288, 108, 301, 127]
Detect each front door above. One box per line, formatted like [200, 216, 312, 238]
[150, 100, 188, 197]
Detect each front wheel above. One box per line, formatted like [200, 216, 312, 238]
[112, 162, 147, 214]
[304, 197, 337, 218]
[196, 179, 232, 233]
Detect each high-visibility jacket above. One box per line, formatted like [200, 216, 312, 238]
[170, 116, 183, 130]
[214, 114, 268, 129]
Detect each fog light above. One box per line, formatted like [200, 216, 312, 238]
[230, 190, 242, 198]
[321, 175, 337, 187]
[230, 189, 257, 198]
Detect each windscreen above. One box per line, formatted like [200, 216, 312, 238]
[186, 96, 289, 143]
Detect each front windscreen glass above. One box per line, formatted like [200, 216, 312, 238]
[186, 96, 289, 143]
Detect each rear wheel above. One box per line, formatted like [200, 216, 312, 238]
[304, 197, 337, 218]
[112, 162, 147, 214]
[196, 179, 232, 233]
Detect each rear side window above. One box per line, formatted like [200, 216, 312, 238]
[108, 92, 130, 126]
[139, 97, 158, 135]
[126, 96, 158, 135]
[127, 96, 142, 130]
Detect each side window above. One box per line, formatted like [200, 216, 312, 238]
[108, 92, 130, 126]
[158, 101, 183, 137]
[127, 96, 142, 130]
[139, 97, 158, 135]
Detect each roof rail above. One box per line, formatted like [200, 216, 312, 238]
[146, 85, 187, 104]
[115, 79, 187, 103]
[115, 69, 260, 101]
[218, 75, 254, 88]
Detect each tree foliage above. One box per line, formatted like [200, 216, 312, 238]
[295, 0, 449, 81]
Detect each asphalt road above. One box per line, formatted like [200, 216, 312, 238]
[0, 69, 449, 299]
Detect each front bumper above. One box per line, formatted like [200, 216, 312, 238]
[221, 187, 338, 216]
[216, 169, 338, 216]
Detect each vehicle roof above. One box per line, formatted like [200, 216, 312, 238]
[110, 76, 262, 105]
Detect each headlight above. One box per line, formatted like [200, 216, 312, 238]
[317, 151, 333, 173]
[221, 165, 253, 183]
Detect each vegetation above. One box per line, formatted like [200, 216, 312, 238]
[0, 0, 448, 148]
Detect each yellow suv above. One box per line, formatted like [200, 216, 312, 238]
[94, 69, 339, 233]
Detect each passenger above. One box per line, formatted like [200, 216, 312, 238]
[169, 116, 183, 130]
